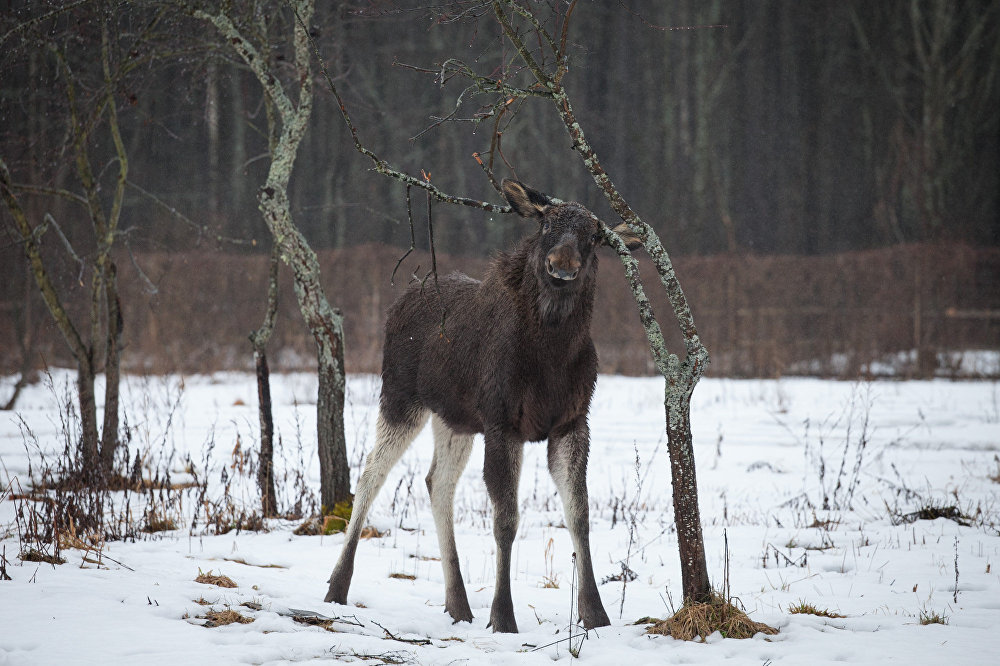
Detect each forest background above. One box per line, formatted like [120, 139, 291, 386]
[1, 0, 998, 379]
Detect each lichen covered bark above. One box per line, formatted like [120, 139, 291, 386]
[492, 0, 712, 603]
[201, 0, 352, 507]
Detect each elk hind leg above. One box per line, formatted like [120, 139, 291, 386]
[426, 415, 475, 623]
[325, 407, 428, 604]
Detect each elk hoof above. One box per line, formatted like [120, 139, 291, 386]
[447, 607, 474, 624]
[487, 610, 519, 633]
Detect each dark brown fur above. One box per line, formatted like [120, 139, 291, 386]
[326, 180, 626, 632]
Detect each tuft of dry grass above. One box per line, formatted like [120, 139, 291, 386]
[389, 572, 416, 580]
[195, 569, 237, 588]
[19, 548, 64, 565]
[203, 609, 254, 627]
[222, 556, 286, 569]
[293, 615, 338, 632]
[788, 600, 845, 618]
[919, 610, 948, 625]
[647, 592, 779, 641]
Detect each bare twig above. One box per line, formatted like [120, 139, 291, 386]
[391, 186, 417, 287]
[371, 620, 432, 646]
[292, 6, 511, 215]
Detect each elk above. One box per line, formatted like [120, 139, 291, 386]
[325, 179, 639, 633]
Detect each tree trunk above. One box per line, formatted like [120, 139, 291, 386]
[251, 247, 280, 517]
[100, 263, 122, 473]
[200, 0, 352, 512]
[317, 320, 352, 510]
[254, 347, 277, 516]
[260, 186, 352, 510]
[665, 387, 711, 603]
[77, 353, 100, 480]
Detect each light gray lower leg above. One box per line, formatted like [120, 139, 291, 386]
[426, 415, 475, 623]
[549, 424, 611, 629]
[325, 408, 428, 604]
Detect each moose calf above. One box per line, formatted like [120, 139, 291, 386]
[325, 179, 639, 633]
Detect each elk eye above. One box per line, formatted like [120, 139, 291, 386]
[591, 232, 603, 244]
[542, 221, 551, 233]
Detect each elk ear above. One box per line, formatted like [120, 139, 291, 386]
[501, 179, 551, 219]
[606, 221, 643, 251]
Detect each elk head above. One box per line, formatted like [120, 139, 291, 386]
[501, 179, 641, 324]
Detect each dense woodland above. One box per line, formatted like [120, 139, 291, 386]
[3, 1, 998, 255]
[1, 0, 998, 377]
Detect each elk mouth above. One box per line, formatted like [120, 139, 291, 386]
[544, 257, 580, 283]
[544, 271, 576, 289]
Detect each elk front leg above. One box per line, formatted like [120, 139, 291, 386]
[549, 420, 611, 629]
[483, 428, 524, 633]
[325, 408, 428, 604]
[426, 415, 475, 623]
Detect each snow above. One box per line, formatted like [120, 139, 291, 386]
[2, 371, 999, 665]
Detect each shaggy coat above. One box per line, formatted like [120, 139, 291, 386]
[326, 180, 637, 633]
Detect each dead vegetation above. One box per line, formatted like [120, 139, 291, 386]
[203, 608, 254, 627]
[645, 592, 779, 642]
[388, 572, 416, 581]
[788, 601, 846, 618]
[918, 609, 949, 626]
[195, 570, 237, 588]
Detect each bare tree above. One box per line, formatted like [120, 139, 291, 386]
[0, 8, 151, 481]
[195, 0, 352, 511]
[249, 246, 281, 517]
[309, 1, 712, 604]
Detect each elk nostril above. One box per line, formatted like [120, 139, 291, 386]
[545, 257, 555, 275]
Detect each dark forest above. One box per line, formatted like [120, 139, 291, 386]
[1, 1, 998, 378]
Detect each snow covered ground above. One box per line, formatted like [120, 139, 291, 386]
[2, 371, 999, 665]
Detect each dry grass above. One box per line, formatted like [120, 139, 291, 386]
[388, 572, 416, 581]
[203, 609, 254, 627]
[222, 556, 286, 569]
[293, 615, 338, 632]
[788, 600, 845, 618]
[360, 525, 386, 539]
[646, 593, 779, 641]
[195, 570, 237, 588]
[19, 548, 64, 565]
[919, 610, 949, 625]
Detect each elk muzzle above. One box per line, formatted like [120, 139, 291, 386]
[545, 245, 581, 281]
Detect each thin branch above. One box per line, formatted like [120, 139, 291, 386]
[506, 1, 558, 54]
[294, 4, 512, 214]
[0, 156, 88, 361]
[390, 185, 416, 286]
[616, 1, 728, 32]
[554, 0, 578, 83]
[492, 1, 552, 88]
[8, 184, 89, 208]
[38, 213, 86, 285]
[371, 620, 432, 646]
[193, 8, 295, 120]
[0, 0, 97, 47]
[125, 242, 158, 296]
[126, 179, 256, 247]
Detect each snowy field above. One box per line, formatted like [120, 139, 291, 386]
[2, 370, 999, 665]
